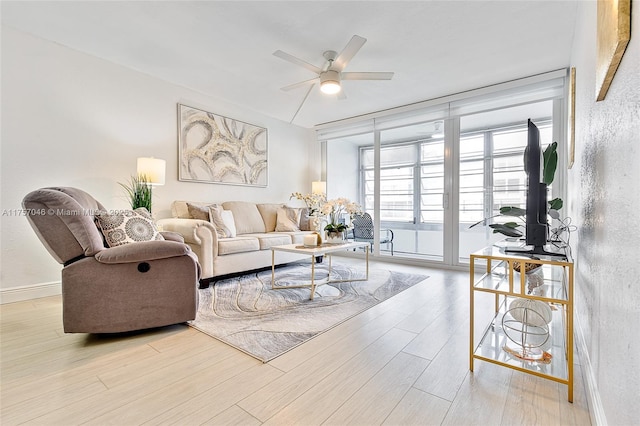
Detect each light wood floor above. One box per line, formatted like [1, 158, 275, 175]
[1, 258, 591, 425]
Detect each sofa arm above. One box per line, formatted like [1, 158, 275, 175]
[156, 218, 218, 278]
[157, 218, 217, 246]
[94, 241, 192, 264]
[160, 231, 184, 243]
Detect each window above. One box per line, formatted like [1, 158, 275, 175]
[458, 111, 554, 262]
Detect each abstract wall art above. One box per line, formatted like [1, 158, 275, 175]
[178, 104, 268, 186]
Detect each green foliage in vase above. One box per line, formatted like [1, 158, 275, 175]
[119, 175, 153, 213]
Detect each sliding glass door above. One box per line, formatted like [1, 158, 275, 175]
[363, 121, 445, 259]
[317, 70, 567, 267]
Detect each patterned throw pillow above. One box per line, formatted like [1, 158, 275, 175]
[95, 208, 164, 248]
[275, 207, 301, 232]
[208, 205, 233, 239]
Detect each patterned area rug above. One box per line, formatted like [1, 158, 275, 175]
[190, 262, 429, 362]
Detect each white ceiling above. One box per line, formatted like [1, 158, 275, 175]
[1, 1, 578, 129]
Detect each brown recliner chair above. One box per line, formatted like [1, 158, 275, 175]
[22, 187, 200, 333]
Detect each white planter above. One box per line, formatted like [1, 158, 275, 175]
[325, 232, 344, 244]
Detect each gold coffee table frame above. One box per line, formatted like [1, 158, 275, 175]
[271, 241, 370, 300]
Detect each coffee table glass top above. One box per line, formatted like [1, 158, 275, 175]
[271, 241, 369, 255]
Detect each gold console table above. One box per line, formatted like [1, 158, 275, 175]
[469, 242, 574, 402]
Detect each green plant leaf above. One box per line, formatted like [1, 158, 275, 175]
[489, 223, 524, 237]
[543, 141, 558, 185]
[503, 222, 521, 229]
[499, 206, 526, 216]
[548, 197, 563, 210]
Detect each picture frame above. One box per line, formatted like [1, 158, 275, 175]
[178, 104, 268, 186]
[595, 0, 631, 101]
[568, 67, 576, 169]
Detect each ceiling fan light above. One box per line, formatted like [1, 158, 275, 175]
[321, 81, 341, 94]
[320, 70, 341, 94]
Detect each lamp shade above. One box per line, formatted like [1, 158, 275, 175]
[312, 181, 326, 195]
[137, 157, 166, 185]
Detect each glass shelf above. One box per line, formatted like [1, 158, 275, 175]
[473, 261, 569, 302]
[473, 297, 568, 380]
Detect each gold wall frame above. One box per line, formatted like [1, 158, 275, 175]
[568, 67, 576, 169]
[595, 0, 631, 101]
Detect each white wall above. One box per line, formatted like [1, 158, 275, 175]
[569, 3, 639, 425]
[0, 27, 316, 301]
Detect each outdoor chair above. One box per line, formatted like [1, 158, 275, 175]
[351, 213, 394, 255]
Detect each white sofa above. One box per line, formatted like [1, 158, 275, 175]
[157, 201, 314, 284]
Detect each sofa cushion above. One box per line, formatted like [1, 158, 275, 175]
[222, 201, 266, 234]
[256, 203, 285, 232]
[274, 231, 314, 245]
[243, 233, 292, 250]
[275, 207, 301, 232]
[95, 208, 164, 248]
[221, 210, 237, 237]
[172, 200, 220, 219]
[208, 204, 233, 238]
[217, 236, 260, 255]
[187, 202, 212, 221]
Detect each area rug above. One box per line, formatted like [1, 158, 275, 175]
[189, 262, 429, 362]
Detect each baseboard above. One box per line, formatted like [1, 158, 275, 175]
[0, 281, 61, 304]
[575, 313, 608, 425]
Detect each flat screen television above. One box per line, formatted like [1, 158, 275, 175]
[505, 119, 563, 257]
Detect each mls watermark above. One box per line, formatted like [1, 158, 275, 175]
[2, 209, 128, 217]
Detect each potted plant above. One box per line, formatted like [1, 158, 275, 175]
[119, 174, 153, 213]
[321, 198, 362, 243]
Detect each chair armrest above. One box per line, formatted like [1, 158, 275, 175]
[160, 231, 184, 243]
[94, 241, 192, 264]
[382, 228, 394, 241]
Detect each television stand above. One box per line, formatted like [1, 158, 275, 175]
[469, 244, 574, 401]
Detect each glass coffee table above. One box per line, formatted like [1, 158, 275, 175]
[271, 241, 369, 300]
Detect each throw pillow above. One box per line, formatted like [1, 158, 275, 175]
[221, 210, 237, 238]
[275, 207, 301, 232]
[298, 208, 312, 231]
[186, 202, 211, 221]
[208, 205, 232, 239]
[95, 208, 164, 248]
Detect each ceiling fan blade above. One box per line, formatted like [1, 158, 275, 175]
[333, 35, 367, 71]
[289, 83, 315, 124]
[273, 50, 322, 75]
[280, 77, 319, 92]
[341, 72, 394, 80]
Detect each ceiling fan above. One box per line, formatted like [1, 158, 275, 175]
[273, 35, 394, 122]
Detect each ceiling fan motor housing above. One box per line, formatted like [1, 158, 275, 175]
[321, 69, 340, 84]
[320, 69, 341, 94]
